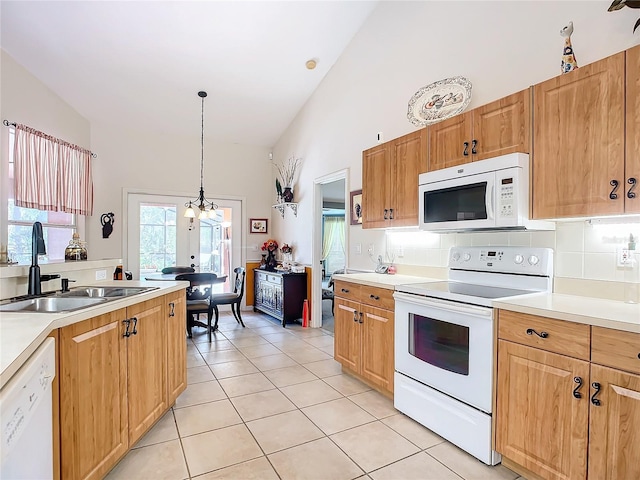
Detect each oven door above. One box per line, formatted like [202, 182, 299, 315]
[393, 292, 494, 413]
[419, 171, 496, 231]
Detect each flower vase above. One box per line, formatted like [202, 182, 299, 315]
[282, 187, 294, 203]
[266, 250, 278, 271]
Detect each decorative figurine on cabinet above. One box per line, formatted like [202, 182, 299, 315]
[560, 21, 579, 74]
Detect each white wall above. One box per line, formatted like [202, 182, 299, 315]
[272, 1, 640, 279]
[88, 123, 273, 265]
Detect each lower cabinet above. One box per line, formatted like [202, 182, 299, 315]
[59, 292, 186, 480]
[496, 310, 640, 480]
[334, 281, 394, 394]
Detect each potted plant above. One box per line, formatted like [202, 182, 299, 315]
[608, 0, 640, 33]
[276, 156, 302, 203]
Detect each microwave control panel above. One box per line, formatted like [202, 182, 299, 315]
[498, 177, 515, 218]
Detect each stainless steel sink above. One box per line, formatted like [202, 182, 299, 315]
[62, 286, 158, 298]
[0, 296, 108, 313]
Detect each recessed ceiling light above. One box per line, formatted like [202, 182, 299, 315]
[305, 59, 317, 70]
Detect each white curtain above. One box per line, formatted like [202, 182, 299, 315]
[322, 216, 345, 271]
[13, 124, 94, 215]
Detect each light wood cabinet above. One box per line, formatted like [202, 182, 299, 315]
[59, 292, 186, 480]
[626, 44, 640, 213]
[126, 297, 167, 445]
[428, 90, 529, 171]
[362, 128, 427, 228]
[496, 310, 640, 480]
[60, 309, 129, 480]
[334, 281, 394, 394]
[532, 53, 626, 219]
[496, 339, 589, 480]
[166, 291, 187, 405]
[587, 364, 640, 480]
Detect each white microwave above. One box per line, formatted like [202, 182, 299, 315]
[418, 153, 554, 232]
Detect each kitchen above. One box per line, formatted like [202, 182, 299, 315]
[1, 1, 640, 479]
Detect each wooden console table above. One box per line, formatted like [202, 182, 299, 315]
[253, 269, 307, 327]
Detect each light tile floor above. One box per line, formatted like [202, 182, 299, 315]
[106, 311, 525, 480]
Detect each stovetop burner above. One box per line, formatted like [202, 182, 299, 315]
[395, 281, 540, 307]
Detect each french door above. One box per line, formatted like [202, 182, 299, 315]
[126, 193, 242, 288]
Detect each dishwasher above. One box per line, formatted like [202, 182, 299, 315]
[1, 338, 56, 480]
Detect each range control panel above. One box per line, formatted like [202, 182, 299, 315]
[449, 246, 553, 276]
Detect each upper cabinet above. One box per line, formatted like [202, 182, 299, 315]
[362, 128, 427, 228]
[532, 52, 626, 219]
[626, 44, 640, 213]
[427, 89, 530, 171]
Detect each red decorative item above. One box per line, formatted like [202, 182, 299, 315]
[302, 299, 309, 327]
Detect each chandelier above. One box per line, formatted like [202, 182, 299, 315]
[184, 90, 219, 220]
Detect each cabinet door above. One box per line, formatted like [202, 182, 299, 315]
[390, 129, 428, 227]
[626, 45, 640, 213]
[588, 364, 640, 480]
[334, 297, 361, 372]
[532, 53, 625, 218]
[360, 304, 394, 393]
[126, 297, 167, 445]
[496, 340, 589, 480]
[362, 143, 390, 228]
[427, 112, 472, 171]
[60, 309, 128, 480]
[166, 291, 187, 405]
[472, 90, 530, 161]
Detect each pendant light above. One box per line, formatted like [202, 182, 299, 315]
[184, 90, 218, 220]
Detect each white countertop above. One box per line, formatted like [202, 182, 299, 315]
[332, 273, 443, 289]
[0, 280, 188, 389]
[494, 293, 640, 334]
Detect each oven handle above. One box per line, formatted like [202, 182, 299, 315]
[393, 292, 493, 317]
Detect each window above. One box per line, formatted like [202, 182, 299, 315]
[7, 129, 77, 264]
[139, 203, 176, 274]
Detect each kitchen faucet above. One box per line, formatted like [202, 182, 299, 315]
[27, 222, 59, 296]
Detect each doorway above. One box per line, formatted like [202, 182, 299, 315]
[125, 192, 243, 291]
[313, 170, 348, 332]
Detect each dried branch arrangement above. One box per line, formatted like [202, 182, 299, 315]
[276, 156, 302, 188]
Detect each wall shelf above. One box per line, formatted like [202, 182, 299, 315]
[272, 202, 298, 218]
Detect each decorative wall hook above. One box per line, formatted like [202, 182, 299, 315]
[101, 212, 115, 238]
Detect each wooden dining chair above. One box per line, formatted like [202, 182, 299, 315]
[210, 267, 246, 328]
[175, 273, 218, 341]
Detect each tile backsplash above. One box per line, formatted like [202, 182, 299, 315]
[386, 220, 640, 287]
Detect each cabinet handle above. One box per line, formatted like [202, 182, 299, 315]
[526, 328, 549, 338]
[341, 288, 350, 293]
[591, 382, 602, 406]
[637, 353, 640, 360]
[384, 209, 388, 220]
[463, 142, 469, 156]
[573, 376, 583, 399]
[609, 180, 620, 200]
[169, 302, 175, 317]
[389, 208, 394, 220]
[358, 312, 364, 323]
[471, 139, 477, 155]
[123, 319, 131, 338]
[353, 310, 359, 323]
[131, 317, 138, 335]
[628, 178, 637, 199]
[369, 294, 380, 300]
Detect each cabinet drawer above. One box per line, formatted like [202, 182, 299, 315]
[360, 285, 394, 310]
[334, 281, 361, 302]
[266, 274, 282, 285]
[498, 310, 590, 360]
[592, 327, 640, 375]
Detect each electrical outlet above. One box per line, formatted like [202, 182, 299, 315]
[95, 269, 107, 280]
[355, 243, 362, 254]
[617, 248, 633, 267]
[368, 244, 374, 255]
[397, 246, 404, 257]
